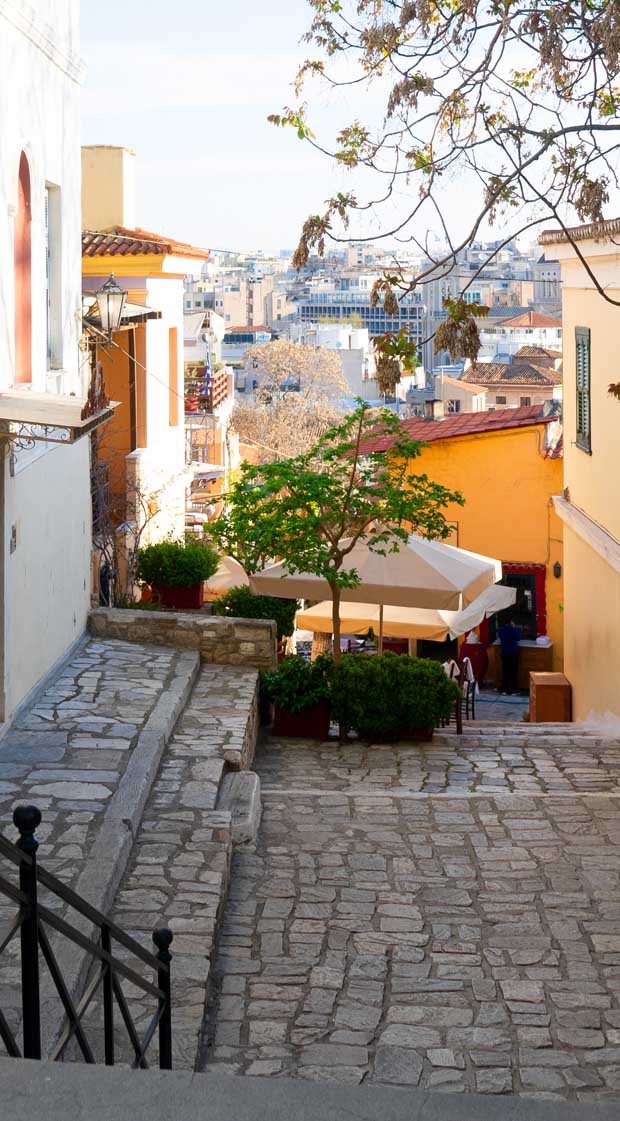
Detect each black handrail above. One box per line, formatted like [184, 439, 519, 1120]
[0, 805, 173, 1069]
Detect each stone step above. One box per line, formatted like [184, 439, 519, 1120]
[217, 772, 262, 845]
[74, 663, 261, 1070]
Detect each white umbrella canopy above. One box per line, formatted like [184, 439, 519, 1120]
[204, 555, 249, 598]
[250, 534, 502, 611]
[295, 583, 517, 642]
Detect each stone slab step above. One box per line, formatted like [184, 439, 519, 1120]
[2, 1060, 618, 1121]
[217, 772, 262, 844]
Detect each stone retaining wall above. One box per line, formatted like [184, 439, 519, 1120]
[88, 608, 277, 671]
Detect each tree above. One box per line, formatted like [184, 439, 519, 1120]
[232, 337, 351, 461]
[270, 0, 620, 365]
[213, 402, 463, 660]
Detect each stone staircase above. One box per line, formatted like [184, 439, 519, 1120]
[0, 642, 263, 1071]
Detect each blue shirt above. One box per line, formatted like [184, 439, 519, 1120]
[498, 623, 521, 654]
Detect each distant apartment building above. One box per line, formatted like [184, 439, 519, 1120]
[477, 310, 562, 362]
[290, 322, 379, 402]
[461, 350, 562, 411]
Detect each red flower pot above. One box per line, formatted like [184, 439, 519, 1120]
[272, 701, 331, 740]
[152, 584, 204, 610]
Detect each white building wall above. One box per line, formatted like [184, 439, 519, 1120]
[0, 0, 90, 718]
[137, 276, 187, 543]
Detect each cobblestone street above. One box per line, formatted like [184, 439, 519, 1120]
[205, 733, 620, 1101]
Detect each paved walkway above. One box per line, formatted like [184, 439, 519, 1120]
[257, 733, 620, 796]
[205, 731, 620, 1102]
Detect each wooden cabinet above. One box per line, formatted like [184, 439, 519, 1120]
[487, 641, 553, 689]
[530, 672, 572, 723]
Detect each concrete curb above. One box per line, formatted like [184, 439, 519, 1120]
[0, 1061, 618, 1121]
[39, 650, 200, 1052]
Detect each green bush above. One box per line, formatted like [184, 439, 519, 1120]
[331, 653, 460, 740]
[262, 655, 333, 714]
[135, 538, 219, 589]
[213, 586, 298, 639]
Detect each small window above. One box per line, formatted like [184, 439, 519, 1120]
[520, 396, 531, 407]
[576, 327, 591, 452]
[495, 395, 507, 405]
[447, 399, 461, 414]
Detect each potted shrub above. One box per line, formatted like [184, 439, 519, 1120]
[135, 538, 219, 610]
[213, 586, 298, 658]
[331, 652, 460, 742]
[262, 655, 333, 739]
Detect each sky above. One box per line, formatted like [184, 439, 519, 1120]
[80, 0, 358, 255]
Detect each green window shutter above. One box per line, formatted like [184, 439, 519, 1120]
[575, 326, 591, 452]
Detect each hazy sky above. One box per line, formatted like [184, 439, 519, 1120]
[81, 0, 358, 254]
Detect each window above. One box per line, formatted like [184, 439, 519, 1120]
[447, 399, 461, 414]
[14, 152, 32, 384]
[45, 184, 62, 368]
[495, 395, 507, 405]
[576, 326, 591, 452]
[520, 396, 531, 407]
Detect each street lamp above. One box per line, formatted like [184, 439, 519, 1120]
[96, 274, 126, 342]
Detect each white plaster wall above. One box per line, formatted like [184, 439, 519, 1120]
[0, 0, 91, 718]
[137, 276, 187, 542]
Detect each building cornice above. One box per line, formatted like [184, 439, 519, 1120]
[0, 0, 85, 83]
[553, 496, 620, 574]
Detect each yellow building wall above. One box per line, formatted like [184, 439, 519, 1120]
[563, 526, 620, 721]
[562, 287, 620, 542]
[409, 425, 564, 667]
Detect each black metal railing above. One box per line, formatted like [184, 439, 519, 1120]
[0, 805, 173, 1069]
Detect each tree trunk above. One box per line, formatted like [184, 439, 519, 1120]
[311, 631, 331, 661]
[329, 582, 342, 665]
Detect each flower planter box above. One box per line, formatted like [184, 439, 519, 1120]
[152, 584, 204, 610]
[273, 701, 331, 740]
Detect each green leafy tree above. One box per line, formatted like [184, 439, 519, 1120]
[271, 0, 620, 362]
[214, 403, 463, 661]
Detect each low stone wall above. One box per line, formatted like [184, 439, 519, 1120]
[88, 608, 277, 671]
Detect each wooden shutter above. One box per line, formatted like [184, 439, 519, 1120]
[575, 327, 591, 452]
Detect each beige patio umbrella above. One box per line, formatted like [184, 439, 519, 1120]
[295, 583, 516, 642]
[203, 555, 249, 600]
[250, 534, 503, 652]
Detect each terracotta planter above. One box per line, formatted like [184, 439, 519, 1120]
[273, 701, 331, 740]
[400, 727, 434, 743]
[152, 584, 204, 610]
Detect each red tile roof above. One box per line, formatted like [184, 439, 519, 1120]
[501, 310, 562, 328]
[462, 361, 561, 387]
[515, 345, 562, 365]
[361, 405, 555, 453]
[82, 226, 209, 261]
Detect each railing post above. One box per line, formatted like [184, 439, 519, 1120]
[101, 923, 114, 1066]
[14, 805, 42, 1060]
[153, 928, 173, 1070]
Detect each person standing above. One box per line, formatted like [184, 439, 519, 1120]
[498, 615, 521, 694]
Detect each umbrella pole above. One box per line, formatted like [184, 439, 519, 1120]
[378, 604, 384, 654]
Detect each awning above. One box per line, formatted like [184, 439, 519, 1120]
[0, 389, 118, 445]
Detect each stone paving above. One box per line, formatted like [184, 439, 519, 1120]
[78, 664, 259, 1069]
[0, 638, 183, 1049]
[256, 731, 620, 796]
[205, 731, 620, 1101]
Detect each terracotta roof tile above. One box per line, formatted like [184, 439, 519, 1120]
[361, 405, 555, 453]
[515, 345, 562, 364]
[501, 310, 562, 328]
[462, 361, 561, 386]
[82, 225, 209, 261]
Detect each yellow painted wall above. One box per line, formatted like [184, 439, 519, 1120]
[408, 425, 564, 666]
[82, 145, 136, 230]
[563, 526, 620, 721]
[562, 287, 620, 542]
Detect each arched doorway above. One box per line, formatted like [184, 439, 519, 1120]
[14, 151, 32, 384]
